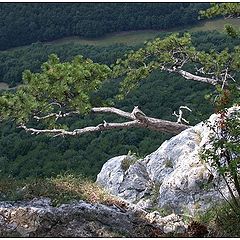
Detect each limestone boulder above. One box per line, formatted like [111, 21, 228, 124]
[97, 106, 239, 215]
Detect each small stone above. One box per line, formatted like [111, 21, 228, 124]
[163, 225, 175, 234]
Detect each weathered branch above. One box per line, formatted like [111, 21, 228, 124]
[92, 107, 133, 120]
[20, 106, 191, 136]
[33, 111, 80, 121]
[177, 69, 219, 85]
[20, 124, 76, 136]
[20, 120, 141, 137]
[163, 67, 219, 85]
[93, 106, 191, 134]
[163, 66, 240, 90]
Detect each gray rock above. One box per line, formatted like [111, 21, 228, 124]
[97, 106, 240, 215]
[97, 155, 153, 203]
[96, 155, 125, 196]
[0, 198, 187, 237]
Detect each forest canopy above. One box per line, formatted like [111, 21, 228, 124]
[0, 3, 239, 180]
[0, 3, 209, 50]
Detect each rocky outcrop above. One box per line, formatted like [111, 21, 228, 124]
[0, 198, 188, 237]
[96, 155, 153, 204]
[97, 106, 240, 215]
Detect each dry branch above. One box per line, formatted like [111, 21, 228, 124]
[20, 106, 191, 136]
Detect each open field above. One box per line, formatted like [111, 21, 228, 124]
[190, 18, 240, 32]
[47, 18, 240, 47]
[0, 82, 21, 90]
[0, 82, 9, 90]
[2, 18, 240, 53]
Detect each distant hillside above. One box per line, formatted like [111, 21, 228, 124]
[0, 3, 209, 50]
[1, 30, 240, 180]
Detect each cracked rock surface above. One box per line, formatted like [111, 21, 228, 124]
[97, 107, 240, 215]
[0, 198, 188, 237]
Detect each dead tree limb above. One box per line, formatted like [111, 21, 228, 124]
[20, 106, 191, 136]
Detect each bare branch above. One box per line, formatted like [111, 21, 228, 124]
[144, 116, 190, 134]
[163, 67, 219, 85]
[21, 106, 191, 136]
[92, 106, 191, 134]
[20, 124, 76, 136]
[92, 107, 133, 120]
[221, 68, 229, 89]
[167, 66, 239, 90]
[33, 111, 80, 121]
[73, 120, 141, 134]
[20, 120, 142, 136]
[172, 106, 192, 124]
[93, 107, 191, 134]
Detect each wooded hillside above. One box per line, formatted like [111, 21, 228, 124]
[0, 3, 209, 50]
[1, 30, 239, 179]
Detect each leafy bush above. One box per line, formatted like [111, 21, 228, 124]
[201, 106, 240, 213]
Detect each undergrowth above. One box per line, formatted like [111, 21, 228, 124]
[0, 173, 125, 208]
[195, 201, 240, 237]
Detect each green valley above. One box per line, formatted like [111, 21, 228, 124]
[0, 3, 240, 238]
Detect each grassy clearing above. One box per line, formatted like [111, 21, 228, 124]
[47, 18, 240, 47]
[49, 30, 162, 47]
[0, 173, 126, 208]
[0, 82, 9, 90]
[2, 18, 240, 54]
[190, 18, 240, 33]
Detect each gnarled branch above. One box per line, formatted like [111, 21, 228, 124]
[20, 120, 141, 137]
[20, 106, 191, 137]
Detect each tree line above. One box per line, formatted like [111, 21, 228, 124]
[0, 3, 209, 50]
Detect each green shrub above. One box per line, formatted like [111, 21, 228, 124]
[121, 155, 138, 172]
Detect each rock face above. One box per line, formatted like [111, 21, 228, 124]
[96, 155, 153, 204]
[97, 107, 240, 215]
[0, 198, 188, 237]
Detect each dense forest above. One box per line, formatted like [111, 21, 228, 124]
[1, 30, 240, 87]
[0, 3, 209, 50]
[0, 3, 240, 238]
[1, 30, 239, 180]
[0, 2, 239, 180]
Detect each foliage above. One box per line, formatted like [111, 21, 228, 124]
[1, 30, 240, 88]
[196, 201, 240, 237]
[201, 107, 240, 212]
[0, 6, 239, 181]
[199, 3, 240, 215]
[200, 3, 240, 38]
[0, 3, 209, 50]
[0, 54, 111, 125]
[1, 30, 238, 180]
[113, 32, 240, 99]
[200, 3, 240, 19]
[0, 43, 134, 87]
